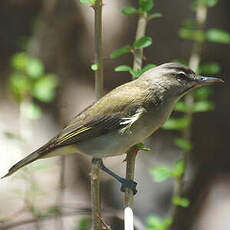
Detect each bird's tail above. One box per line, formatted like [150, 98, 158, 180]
[1, 150, 41, 179]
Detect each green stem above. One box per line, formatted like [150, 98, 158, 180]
[170, 4, 207, 225]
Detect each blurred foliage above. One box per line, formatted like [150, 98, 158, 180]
[145, 216, 172, 230]
[10, 52, 58, 103]
[76, 217, 91, 230]
[9, 52, 58, 120]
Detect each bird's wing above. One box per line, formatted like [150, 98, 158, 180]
[54, 81, 147, 146]
[55, 107, 146, 146]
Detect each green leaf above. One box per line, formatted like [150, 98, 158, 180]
[26, 58, 44, 78]
[194, 87, 213, 100]
[162, 117, 190, 130]
[134, 64, 156, 78]
[23, 102, 41, 120]
[139, 0, 154, 12]
[10, 72, 31, 98]
[110, 45, 131, 59]
[173, 159, 185, 177]
[193, 101, 214, 112]
[91, 64, 99, 71]
[77, 217, 91, 230]
[122, 7, 138, 15]
[114, 65, 132, 72]
[133, 36, 152, 48]
[148, 13, 162, 20]
[114, 65, 136, 77]
[196, 0, 218, 7]
[174, 101, 188, 113]
[150, 166, 172, 182]
[146, 216, 172, 230]
[80, 0, 95, 4]
[33, 74, 58, 102]
[206, 29, 230, 44]
[175, 138, 192, 152]
[198, 62, 221, 74]
[172, 196, 190, 207]
[142, 64, 156, 72]
[11, 53, 28, 71]
[179, 28, 205, 42]
[136, 142, 151, 151]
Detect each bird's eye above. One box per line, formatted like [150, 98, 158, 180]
[177, 73, 186, 81]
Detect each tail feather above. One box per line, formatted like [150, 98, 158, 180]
[1, 151, 41, 179]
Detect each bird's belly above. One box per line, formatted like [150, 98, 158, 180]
[75, 101, 175, 158]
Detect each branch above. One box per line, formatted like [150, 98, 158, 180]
[91, 0, 104, 229]
[170, 4, 207, 224]
[124, 13, 148, 210]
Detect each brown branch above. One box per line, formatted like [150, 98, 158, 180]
[124, 12, 148, 209]
[91, 0, 104, 229]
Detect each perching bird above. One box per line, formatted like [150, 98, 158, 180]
[2, 63, 223, 193]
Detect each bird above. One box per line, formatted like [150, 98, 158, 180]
[1, 62, 223, 193]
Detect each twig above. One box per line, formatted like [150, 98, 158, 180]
[170, 4, 207, 224]
[91, 0, 104, 229]
[55, 156, 66, 230]
[124, 13, 148, 209]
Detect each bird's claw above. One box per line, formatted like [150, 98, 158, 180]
[120, 179, 137, 195]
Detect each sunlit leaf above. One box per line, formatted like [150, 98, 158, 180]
[172, 196, 190, 207]
[193, 101, 214, 112]
[196, 0, 218, 7]
[80, 0, 95, 4]
[150, 166, 172, 182]
[206, 29, 230, 44]
[175, 138, 192, 152]
[172, 159, 185, 178]
[110, 45, 131, 59]
[148, 13, 162, 20]
[122, 7, 138, 15]
[174, 101, 188, 113]
[162, 117, 190, 130]
[11, 53, 28, 71]
[26, 58, 44, 78]
[91, 64, 98, 71]
[146, 216, 172, 230]
[136, 142, 151, 151]
[10, 72, 31, 97]
[134, 64, 156, 78]
[133, 36, 152, 48]
[114, 65, 136, 77]
[33, 74, 58, 102]
[179, 28, 205, 42]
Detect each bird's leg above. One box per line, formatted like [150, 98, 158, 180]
[92, 158, 137, 195]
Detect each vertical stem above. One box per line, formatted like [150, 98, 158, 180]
[170, 4, 207, 225]
[124, 13, 148, 209]
[94, 0, 104, 99]
[132, 13, 148, 72]
[91, 0, 103, 229]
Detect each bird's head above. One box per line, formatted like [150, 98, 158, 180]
[141, 62, 224, 99]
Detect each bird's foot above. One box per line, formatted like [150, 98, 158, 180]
[120, 178, 137, 195]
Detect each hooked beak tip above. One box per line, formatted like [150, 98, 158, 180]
[196, 76, 224, 86]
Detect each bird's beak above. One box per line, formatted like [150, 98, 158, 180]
[195, 75, 224, 86]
